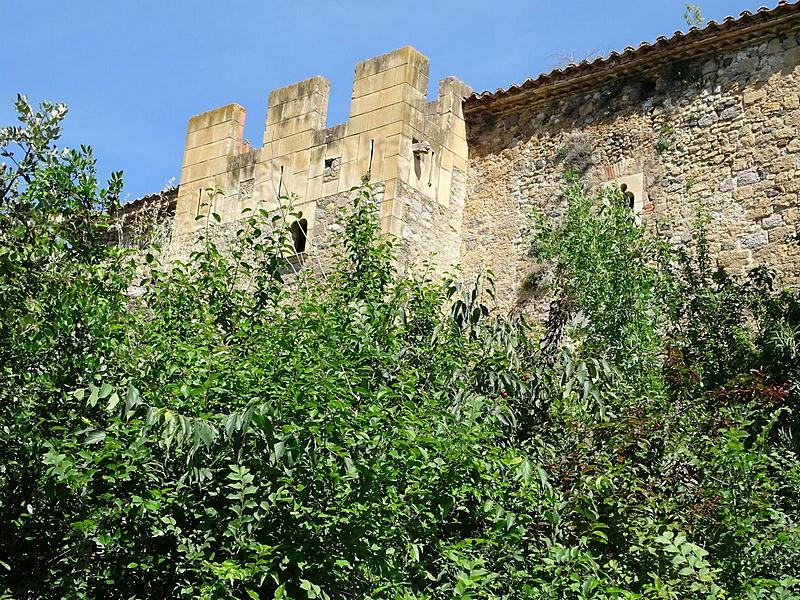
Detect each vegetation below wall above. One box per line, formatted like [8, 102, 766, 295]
[2, 98, 800, 599]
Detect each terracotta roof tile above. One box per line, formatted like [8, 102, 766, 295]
[115, 187, 179, 216]
[467, 1, 800, 109]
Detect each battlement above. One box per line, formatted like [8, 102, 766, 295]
[174, 46, 472, 257]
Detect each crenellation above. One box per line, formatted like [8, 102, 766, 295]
[169, 46, 471, 274]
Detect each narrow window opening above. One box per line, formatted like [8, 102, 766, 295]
[278, 165, 285, 198]
[368, 139, 375, 174]
[428, 150, 435, 187]
[620, 183, 636, 210]
[412, 138, 422, 178]
[290, 218, 308, 254]
[411, 139, 431, 180]
[324, 157, 335, 169]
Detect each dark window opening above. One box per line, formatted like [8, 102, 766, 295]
[324, 157, 335, 169]
[290, 218, 308, 253]
[620, 183, 636, 210]
[412, 138, 422, 178]
[368, 139, 375, 173]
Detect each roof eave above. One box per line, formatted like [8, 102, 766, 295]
[465, 1, 800, 115]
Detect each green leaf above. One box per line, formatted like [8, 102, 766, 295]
[125, 384, 140, 412]
[88, 384, 100, 407]
[84, 431, 106, 445]
[107, 392, 120, 412]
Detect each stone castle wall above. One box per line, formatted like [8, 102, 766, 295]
[462, 29, 800, 311]
[122, 7, 800, 312]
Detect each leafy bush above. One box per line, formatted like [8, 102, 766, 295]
[1, 98, 799, 599]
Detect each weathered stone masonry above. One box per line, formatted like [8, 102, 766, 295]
[123, 2, 800, 311]
[462, 1, 800, 311]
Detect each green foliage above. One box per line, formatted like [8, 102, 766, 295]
[683, 3, 704, 29]
[527, 179, 800, 598]
[655, 138, 672, 153]
[1, 98, 799, 598]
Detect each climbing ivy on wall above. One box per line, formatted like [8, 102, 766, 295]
[1, 97, 800, 599]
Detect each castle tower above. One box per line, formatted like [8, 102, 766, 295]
[172, 46, 472, 271]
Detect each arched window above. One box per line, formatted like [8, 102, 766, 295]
[290, 218, 308, 254]
[602, 173, 646, 225]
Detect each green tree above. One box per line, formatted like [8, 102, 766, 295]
[2, 97, 799, 599]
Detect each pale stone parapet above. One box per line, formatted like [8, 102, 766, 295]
[170, 46, 472, 274]
[175, 104, 246, 235]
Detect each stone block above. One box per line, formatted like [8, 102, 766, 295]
[337, 160, 361, 193]
[350, 91, 382, 117]
[747, 198, 776, 220]
[321, 179, 339, 198]
[719, 105, 742, 120]
[384, 134, 401, 158]
[698, 113, 719, 127]
[383, 155, 412, 182]
[380, 214, 405, 238]
[379, 85, 405, 109]
[769, 224, 796, 243]
[347, 104, 408, 136]
[341, 135, 360, 164]
[774, 153, 797, 171]
[309, 145, 327, 178]
[186, 123, 233, 150]
[740, 230, 769, 248]
[762, 212, 784, 229]
[306, 175, 323, 201]
[292, 149, 311, 174]
[181, 156, 230, 185]
[183, 139, 235, 166]
[277, 131, 314, 157]
[737, 170, 761, 186]
[718, 177, 736, 192]
[784, 46, 800, 68]
[352, 66, 407, 98]
[187, 104, 245, 132]
[267, 76, 329, 107]
[719, 249, 752, 271]
[354, 46, 427, 81]
[782, 206, 799, 224]
[437, 168, 453, 208]
[382, 178, 397, 201]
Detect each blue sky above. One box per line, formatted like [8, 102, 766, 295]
[1, 0, 770, 201]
